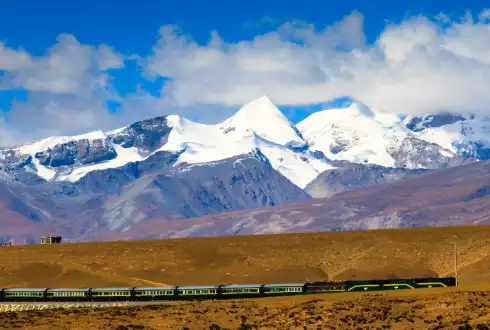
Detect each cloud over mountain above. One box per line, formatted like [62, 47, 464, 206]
[2, 9, 490, 146]
[146, 9, 490, 115]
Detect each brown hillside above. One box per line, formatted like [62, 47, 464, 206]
[0, 225, 490, 289]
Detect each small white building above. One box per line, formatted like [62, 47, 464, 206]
[40, 235, 62, 244]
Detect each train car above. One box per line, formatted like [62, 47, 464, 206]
[176, 285, 220, 300]
[413, 277, 456, 289]
[133, 286, 177, 301]
[89, 287, 133, 301]
[46, 288, 91, 301]
[346, 280, 388, 292]
[3, 288, 47, 301]
[304, 281, 348, 294]
[262, 283, 305, 296]
[379, 278, 417, 291]
[346, 279, 418, 292]
[219, 284, 263, 299]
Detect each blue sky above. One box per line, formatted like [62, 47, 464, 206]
[1, 0, 480, 51]
[1, 0, 490, 145]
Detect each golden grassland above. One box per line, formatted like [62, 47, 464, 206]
[2, 225, 490, 288]
[2, 225, 490, 329]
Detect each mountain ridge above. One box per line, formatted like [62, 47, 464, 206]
[2, 95, 477, 188]
[0, 95, 488, 242]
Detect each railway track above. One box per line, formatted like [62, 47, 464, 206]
[0, 301, 132, 312]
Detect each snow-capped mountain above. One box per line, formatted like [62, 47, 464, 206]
[4, 96, 334, 189]
[159, 97, 334, 188]
[0, 95, 485, 242]
[404, 113, 490, 159]
[298, 102, 406, 166]
[297, 100, 469, 169]
[12, 116, 172, 183]
[1, 96, 475, 192]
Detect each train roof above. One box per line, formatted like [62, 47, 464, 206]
[133, 286, 175, 290]
[263, 283, 306, 287]
[90, 287, 133, 291]
[4, 288, 47, 292]
[221, 284, 263, 289]
[177, 285, 220, 290]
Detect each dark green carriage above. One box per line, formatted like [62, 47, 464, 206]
[262, 283, 305, 296]
[219, 284, 263, 299]
[89, 287, 133, 300]
[3, 288, 47, 301]
[46, 288, 90, 301]
[176, 285, 219, 300]
[133, 286, 176, 301]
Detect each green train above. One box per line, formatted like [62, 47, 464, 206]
[0, 277, 456, 302]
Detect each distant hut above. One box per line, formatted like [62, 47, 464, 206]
[40, 235, 62, 244]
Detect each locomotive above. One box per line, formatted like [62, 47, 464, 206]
[0, 277, 456, 302]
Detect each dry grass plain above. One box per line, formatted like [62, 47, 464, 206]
[2, 225, 490, 329]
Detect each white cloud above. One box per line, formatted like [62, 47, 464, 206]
[3, 9, 490, 146]
[95, 44, 125, 71]
[479, 9, 490, 22]
[0, 34, 129, 146]
[4, 34, 125, 95]
[0, 42, 32, 71]
[147, 9, 490, 115]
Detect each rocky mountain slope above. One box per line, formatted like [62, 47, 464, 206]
[107, 158, 490, 241]
[0, 96, 488, 242]
[304, 163, 428, 198]
[0, 151, 310, 241]
[404, 113, 490, 159]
